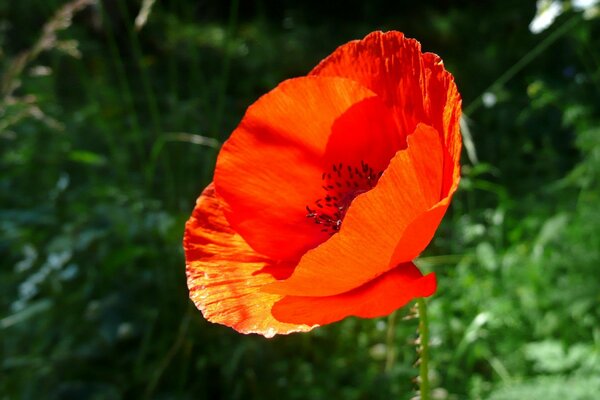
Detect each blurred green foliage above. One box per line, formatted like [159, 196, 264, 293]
[1, 1, 599, 399]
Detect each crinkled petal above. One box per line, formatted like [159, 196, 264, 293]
[272, 263, 436, 326]
[266, 124, 456, 297]
[184, 183, 314, 337]
[311, 30, 462, 176]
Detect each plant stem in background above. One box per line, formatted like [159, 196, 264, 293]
[212, 0, 239, 136]
[417, 298, 430, 400]
[384, 309, 398, 373]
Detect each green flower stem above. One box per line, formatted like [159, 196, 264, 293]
[417, 298, 430, 400]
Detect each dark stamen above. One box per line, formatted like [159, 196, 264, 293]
[306, 160, 383, 235]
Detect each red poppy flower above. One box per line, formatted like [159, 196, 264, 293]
[184, 31, 461, 337]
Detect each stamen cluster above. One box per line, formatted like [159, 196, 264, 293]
[306, 161, 383, 234]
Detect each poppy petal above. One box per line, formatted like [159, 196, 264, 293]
[272, 263, 436, 326]
[311, 31, 461, 162]
[214, 76, 378, 261]
[323, 96, 406, 174]
[184, 183, 314, 337]
[265, 123, 456, 297]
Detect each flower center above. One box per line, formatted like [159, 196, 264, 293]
[306, 161, 383, 235]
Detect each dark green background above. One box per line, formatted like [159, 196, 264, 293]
[2, 1, 599, 399]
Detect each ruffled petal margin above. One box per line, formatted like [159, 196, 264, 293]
[184, 183, 314, 337]
[311, 30, 462, 190]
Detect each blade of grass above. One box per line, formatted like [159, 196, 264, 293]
[100, 0, 145, 171]
[113, 0, 179, 208]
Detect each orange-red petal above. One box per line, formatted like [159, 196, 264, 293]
[323, 96, 407, 173]
[265, 123, 456, 297]
[311, 31, 462, 170]
[214, 76, 378, 261]
[183, 183, 314, 337]
[271, 263, 436, 326]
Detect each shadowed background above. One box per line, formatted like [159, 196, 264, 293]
[1, 0, 599, 399]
